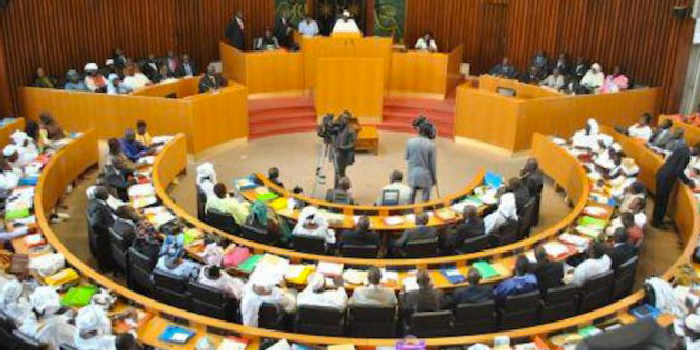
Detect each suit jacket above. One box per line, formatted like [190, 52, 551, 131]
[142, 60, 160, 80]
[451, 285, 494, 306]
[609, 243, 638, 268]
[489, 64, 516, 78]
[176, 62, 197, 77]
[522, 171, 544, 196]
[274, 18, 293, 47]
[341, 229, 380, 247]
[658, 146, 693, 185]
[87, 200, 114, 228]
[534, 261, 564, 291]
[402, 288, 444, 314]
[395, 226, 437, 247]
[226, 17, 245, 50]
[113, 218, 137, 246]
[513, 186, 531, 214]
[451, 218, 485, 249]
[198, 74, 226, 93]
[651, 128, 672, 147]
[334, 126, 357, 166]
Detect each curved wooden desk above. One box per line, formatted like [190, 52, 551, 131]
[36, 130, 693, 348]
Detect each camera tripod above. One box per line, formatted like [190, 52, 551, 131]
[312, 140, 338, 198]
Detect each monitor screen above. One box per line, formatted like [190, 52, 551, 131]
[496, 87, 516, 97]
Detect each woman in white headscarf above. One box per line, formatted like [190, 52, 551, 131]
[0, 279, 35, 329]
[196, 163, 217, 199]
[581, 63, 605, 93]
[26, 286, 75, 350]
[74, 305, 116, 350]
[240, 281, 296, 327]
[292, 206, 334, 244]
[296, 273, 347, 310]
[483, 192, 518, 234]
[572, 118, 600, 149]
[11, 130, 39, 160]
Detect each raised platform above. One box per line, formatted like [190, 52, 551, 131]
[247, 96, 456, 139]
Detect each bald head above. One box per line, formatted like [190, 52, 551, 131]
[467, 267, 482, 285]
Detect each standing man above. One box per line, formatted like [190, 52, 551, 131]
[332, 9, 360, 34]
[333, 113, 357, 188]
[274, 13, 294, 48]
[226, 10, 246, 50]
[406, 122, 437, 203]
[652, 144, 697, 229]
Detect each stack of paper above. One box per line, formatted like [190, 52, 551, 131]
[543, 242, 570, 258]
[559, 233, 590, 252]
[24, 233, 45, 247]
[440, 268, 466, 284]
[380, 269, 399, 286]
[127, 183, 155, 198]
[583, 206, 609, 218]
[131, 196, 158, 209]
[575, 225, 602, 239]
[234, 178, 257, 191]
[342, 269, 368, 285]
[152, 136, 174, 144]
[402, 276, 419, 291]
[218, 337, 249, 350]
[137, 156, 155, 165]
[317, 261, 344, 277]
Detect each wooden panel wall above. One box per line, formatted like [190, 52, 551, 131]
[0, 0, 693, 115]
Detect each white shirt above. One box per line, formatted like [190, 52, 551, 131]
[297, 287, 348, 310]
[415, 38, 438, 51]
[628, 124, 653, 142]
[122, 73, 150, 90]
[571, 255, 611, 286]
[0, 171, 19, 191]
[332, 18, 360, 34]
[197, 267, 245, 299]
[298, 20, 319, 36]
[581, 71, 605, 90]
[376, 182, 412, 205]
[240, 284, 296, 327]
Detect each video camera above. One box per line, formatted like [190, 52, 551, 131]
[317, 113, 342, 144]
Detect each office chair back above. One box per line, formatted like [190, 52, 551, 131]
[291, 234, 326, 255]
[258, 302, 285, 330]
[295, 305, 344, 336]
[205, 209, 239, 235]
[403, 238, 438, 258]
[12, 329, 47, 350]
[613, 256, 638, 300]
[407, 310, 454, 337]
[453, 301, 498, 335]
[490, 219, 519, 247]
[347, 305, 397, 338]
[241, 223, 272, 244]
[196, 186, 207, 222]
[340, 244, 379, 258]
[152, 269, 190, 309]
[580, 270, 615, 313]
[187, 281, 237, 321]
[108, 228, 128, 276]
[127, 247, 155, 294]
[499, 291, 541, 330]
[457, 234, 490, 254]
[540, 284, 580, 323]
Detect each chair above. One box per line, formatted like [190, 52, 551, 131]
[406, 310, 454, 337]
[294, 305, 344, 336]
[241, 224, 272, 245]
[291, 235, 326, 255]
[347, 305, 397, 338]
[517, 198, 536, 239]
[403, 238, 438, 258]
[0, 310, 15, 331]
[579, 270, 615, 313]
[456, 235, 490, 254]
[196, 186, 207, 222]
[379, 189, 401, 206]
[187, 281, 238, 322]
[205, 209, 239, 235]
[12, 330, 47, 350]
[453, 301, 498, 335]
[152, 269, 190, 310]
[108, 228, 128, 278]
[258, 302, 285, 330]
[340, 244, 379, 258]
[127, 247, 156, 295]
[59, 345, 78, 350]
[612, 257, 639, 300]
[540, 284, 580, 323]
[0, 327, 16, 350]
[499, 291, 541, 330]
[489, 219, 518, 247]
[86, 212, 113, 272]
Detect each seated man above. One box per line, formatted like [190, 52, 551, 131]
[570, 242, 612, 286]
[64, 69, 88, 91]
[663, 128, 686, 152]
[268, 167, 284, 188]
[649, 118, 674, 148]
[621, 212, 644, 246]
[326, 177, 355, 204]
[297, 273, 348, 310]
[135, 120, 157, 147]
[376, 170, 411, 206]
[198, 64, 226, 93]
[392, 213, 437, 254]
[241, 281, 297, 327]
[494, 255, 538, 300]
[519, 66, 541, 84]
[580, 63, 605, 93]
[177, 54, 197, 77]
[450, 268, 494, 306]
[119, 129, 151, 162]
[205, 183, 251, 226]
[540, 67, 565, 90]
[298, 14, 319, 37]
[608, 228, 638, 269]
[293, 206, 335, 244]
[415, 32, 438, 52]
[448, 205, 485, 254]
[489, 57, 517, 79]
[626, 113, 653, 142]
[533, 246, 564, 292]
[332, 10, 360, 34]
[349, 266, 397, 306]
[340, 215, 380, 248]
[196, 265, 245, 299]
[155, 255, 200, 279]
[400, 269, 444, 314]
[255, 28, 280, 50]
[113, 205, 140, 246]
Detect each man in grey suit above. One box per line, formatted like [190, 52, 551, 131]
[349, 267, 397, 306]
[391, 213, 437, 256]
[650, 119, 674, 148]
[405, 122, 437, 203]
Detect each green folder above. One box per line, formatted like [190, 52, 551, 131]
[61, 285, 98, 307]
[578, 216, 607, 229]
[237, 254, 263, 273]
[256, 192, 279, 202]
[473, 262, 498, 279]
[578, 325, 601, 337]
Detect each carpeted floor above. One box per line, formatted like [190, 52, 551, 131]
[51, 131, 682, 288]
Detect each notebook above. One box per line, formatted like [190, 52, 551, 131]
[578, 216, 607, 230]
[218, 337, 249, 350]
[484, 171, 504, 188]
[237, 254, 263, 273]
[440, 268, 466, 284]
[158, 325, 196, 344]
[473, 262, 498, 279]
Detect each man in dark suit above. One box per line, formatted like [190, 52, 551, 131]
[114, 205, 140, 246]
[608, 228, 638, 268]
[333, 113, 357, 187]
[448, 205, 485, 254]
[326, 177, 355, 204]
[340, 216, 380, 248]
[652, 143, 697, 228]
[489, 57, 517, 79]
[520, 158, 544, 197]
[450, 268, 494, 306]
[533, 245, 564, 293]
[274, 13, 294, 48]
[226, 10, 246, 50]
[392, 213, 437, 255]
[509, 177, 530, 215]
[177, 54, 197, 77]
[198, 64, 226, 93]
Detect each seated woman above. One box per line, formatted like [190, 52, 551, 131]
[245, 200, 281, 241]
[292, 206, 335, 244]
[38, 113, 65, 141]
[206, 183, 251, 226]
[483, 190, 518, 235]
[601, 65, 629, 93]
[571, 118, 600, 149]
[626, 113, 653, 142]
[255, 28, 280, 51]
[32, 67, 57, 88]
[197, 265, 245, 299]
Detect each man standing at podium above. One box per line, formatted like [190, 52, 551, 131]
[332, 10, 360, 34]
[226, 10, 246, 50]
[406, 123, 437, 203]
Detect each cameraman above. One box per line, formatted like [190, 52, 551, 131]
[333, 113, 357, 187]
[406, 122, 437, 203]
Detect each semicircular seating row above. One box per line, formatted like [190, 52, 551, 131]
[25, 123, 696, 348]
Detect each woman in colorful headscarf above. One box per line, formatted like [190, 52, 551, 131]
[246, 200, 284, 242]
[292, 206, 334, 244]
